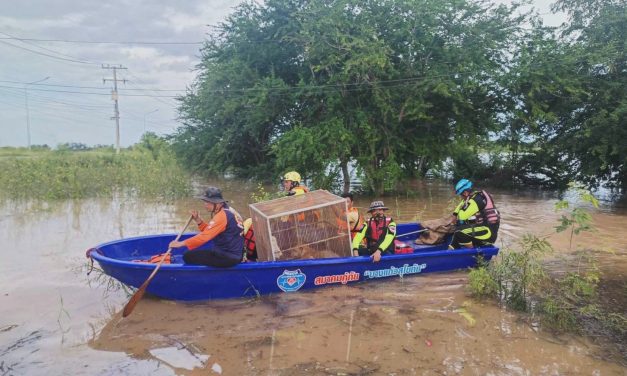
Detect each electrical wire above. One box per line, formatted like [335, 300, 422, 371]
[0, 36, 203, 45]
[0, 39, 100, 65]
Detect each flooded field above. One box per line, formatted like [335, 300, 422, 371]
[1, 181, 625, 375]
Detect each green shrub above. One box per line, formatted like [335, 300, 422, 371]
[468, 266, 499, 298]
[0, 148, 191, 200]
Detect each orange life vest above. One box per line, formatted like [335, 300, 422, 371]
[349, 207, 364, 234]
[243, 227, 257, 260]
[132, 253, 172, 264]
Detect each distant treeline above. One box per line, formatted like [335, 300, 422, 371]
[171, 0, 625, 194]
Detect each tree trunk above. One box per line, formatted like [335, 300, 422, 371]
[341, 159, 350, 194]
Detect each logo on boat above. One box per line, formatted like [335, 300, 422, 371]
[363, 263, 427, 279]
[314, 271, 360, 286]
[277, 269, 307, 292]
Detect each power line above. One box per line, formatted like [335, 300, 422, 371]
[0, 86, 112, 109]
[0, 31, 103, 66]
[123, 71, 181, 108]
[0, 84, 179, 97]
[0, 79, 185, 92]
[0, 36, 203, 45]
[0, 39, 100, 65]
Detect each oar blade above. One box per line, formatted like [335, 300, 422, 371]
[120, 215, 193, 318]
[122, 279, 151, 317]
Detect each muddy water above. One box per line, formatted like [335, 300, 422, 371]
[1, 181, 625, 375]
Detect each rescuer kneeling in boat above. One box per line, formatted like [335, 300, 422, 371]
[351, 201, 397, 263]
[169, 186, 245, 267]
[449, 178, 501, 249]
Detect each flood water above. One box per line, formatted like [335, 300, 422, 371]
[1, 180, 625, 375]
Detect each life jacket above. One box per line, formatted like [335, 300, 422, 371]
[366, 216, 392, 250]
[133, 252, 171, 264]
[287, 185, 309, 196]
[349, 207, 365, 235]
[473, 190, 500, 225]
[337, 207, 364, 239]
[243, 227, 257, 260]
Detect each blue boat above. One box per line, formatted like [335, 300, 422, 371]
[88, 223, 499, 301]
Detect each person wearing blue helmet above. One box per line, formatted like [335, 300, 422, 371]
[449, 178, 500, 249]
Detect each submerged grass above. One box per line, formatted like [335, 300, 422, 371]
[468, 185, 626, 364]
[0, 143, 191, 200]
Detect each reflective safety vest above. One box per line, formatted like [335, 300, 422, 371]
[474, 190, 500, 225]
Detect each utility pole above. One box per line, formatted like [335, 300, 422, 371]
[102, 64, 127, 154]
[24, 76, 50, 150]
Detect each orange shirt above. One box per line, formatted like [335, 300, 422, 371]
[183, 210, 228, 250]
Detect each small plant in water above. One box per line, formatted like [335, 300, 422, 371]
[554, 182, 599, 251]
[250, 183, 283, 203]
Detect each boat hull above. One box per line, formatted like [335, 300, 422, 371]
[90, 223, 499, 301]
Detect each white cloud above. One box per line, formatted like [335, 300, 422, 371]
[158, 1, 238, 33]
[0, 13, 87, 32]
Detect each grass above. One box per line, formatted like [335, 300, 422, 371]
[0, 141, 191, 200]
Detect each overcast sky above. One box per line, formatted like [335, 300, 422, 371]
[0, 0, 565, 148]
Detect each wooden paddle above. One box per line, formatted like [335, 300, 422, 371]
[122, 215, 194, 318]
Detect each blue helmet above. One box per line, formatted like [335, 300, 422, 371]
[455, 178, 473, 195]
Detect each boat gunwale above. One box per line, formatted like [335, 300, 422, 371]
[90, 233, 499, 271]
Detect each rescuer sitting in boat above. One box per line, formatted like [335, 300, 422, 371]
[281, 171, 309, 196]
[449, 178, 501, 249]
[340, 192, 365, 240]
[169, 186, 245, 267]
[351, 200, 397, 263]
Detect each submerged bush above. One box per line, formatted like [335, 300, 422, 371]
[468, 186, 626, 349]
[469, 235, 552, 310]
[0, 144, 191, 200]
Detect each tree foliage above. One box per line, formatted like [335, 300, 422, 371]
[173, 0, 626, 194]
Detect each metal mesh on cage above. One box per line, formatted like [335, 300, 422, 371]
[249, 190, 352, 261]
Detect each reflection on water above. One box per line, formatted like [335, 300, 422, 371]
[0, 181, 625, 375]
[88, 277, 624, 375]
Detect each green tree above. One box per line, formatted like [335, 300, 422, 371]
[174, 0, 528, 193]
[511, 0, 626, 190]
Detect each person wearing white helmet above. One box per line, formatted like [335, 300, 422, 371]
[351, 200, 397, 263]
[449, 178, 500, 249]
[281, 171, 309, 196]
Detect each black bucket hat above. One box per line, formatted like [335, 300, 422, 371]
[197, 186, 228, 204]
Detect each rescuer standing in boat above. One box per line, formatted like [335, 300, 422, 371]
[449, 178, 501, 249]
[169, 186, 244, 267]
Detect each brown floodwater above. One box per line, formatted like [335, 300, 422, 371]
[1, 180, 625, 375]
